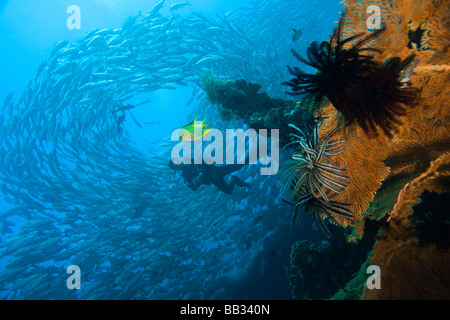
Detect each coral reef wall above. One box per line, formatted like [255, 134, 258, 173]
[305, 0, 449, 299]
[317, 0, 449, 237]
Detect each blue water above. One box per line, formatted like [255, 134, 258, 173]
[0, 0, 343, 299]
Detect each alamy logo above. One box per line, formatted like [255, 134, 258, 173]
[171, 122, 280, 176]
[67, 5, 81, 30]
[66, 265, 81, 290]
[367, 5, 382, 30]
[366, 265, 381, 289]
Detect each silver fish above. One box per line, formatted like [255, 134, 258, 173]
[169, 0, 191, 12]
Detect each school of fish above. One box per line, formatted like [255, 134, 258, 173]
[0, 0, 342, 299]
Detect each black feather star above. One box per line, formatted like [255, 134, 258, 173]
[283, 13, 419, 138]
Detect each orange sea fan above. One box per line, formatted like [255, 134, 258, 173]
[318, 107, 391, 229]
[386, 120, 450, 176]
[411, 66, 449, 120]
[386, 65, 449, 176]
[343, 0, 450, 63]
[389, 152, 450, 221]
[363, 154, 450, 299]
[309, 0, 450, 299]
[312, 0, 449, 237]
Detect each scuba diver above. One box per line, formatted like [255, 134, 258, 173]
[168, 159, 251, 195]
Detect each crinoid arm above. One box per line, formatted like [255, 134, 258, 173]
[282, 195, 312, 232]
[316, 170, 347, 195]
[312, 208, 332, 240]
[316, 197, 354, 222]
[310, 196, 354, 239]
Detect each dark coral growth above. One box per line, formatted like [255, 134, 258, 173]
[282, 13, 420, 138]
[287, 220, 379, 300]
[409, 191, 450, 252]
[201, 75, 314, 146]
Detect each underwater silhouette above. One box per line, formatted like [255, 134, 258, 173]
[169, 159, 250, 195]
